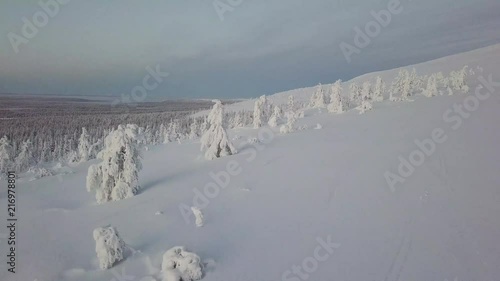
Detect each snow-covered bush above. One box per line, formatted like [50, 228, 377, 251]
[191, 207, 204, 227]
[28, 166, 55, 180]
[328, 80, 345, 114]
[161, 247, 203, 281]
[268, 106, 282, 128]
[310, 84, 326, 108]
[200, 100, 237, 160]
[86, 124, 143, 204]
[253, 95, 269, 129]
[93, 226, 126, 270]
[0, 136, 13, 173]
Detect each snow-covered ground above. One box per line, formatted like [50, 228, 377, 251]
[1, 44, 500, 281]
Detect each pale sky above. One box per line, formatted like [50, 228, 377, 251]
[1, 0, 499, 99]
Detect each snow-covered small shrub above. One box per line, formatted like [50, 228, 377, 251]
[93, 226, 126, 270]
[28, 166, 54, 179]
[314, 124, 323, 130]
[161, 247, 203, 281]
[247, 137, 260, 144]
[191, 207, 204, 227]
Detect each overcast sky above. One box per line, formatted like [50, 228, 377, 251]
[1, 0, 499, 99]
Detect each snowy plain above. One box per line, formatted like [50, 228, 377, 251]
[1, 44, 500, 281]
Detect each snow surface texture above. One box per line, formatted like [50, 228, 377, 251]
[93, 226, 126, 270]
[2, 44, 500, 281]
[161, 247, 203, 281]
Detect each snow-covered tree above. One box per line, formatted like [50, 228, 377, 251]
[77, 127, 91, 163]
[161, 247, 203, 281]
[423, 74, 438, 97]
[373, 76, 385, 102]
[189, 121, 199, 140]
[358, 82, 373, 114]
[280, 106, 297, 134]
[15, 140, 35, 172]
[328, 80, 345, 114]
[231, 112, 244, 128]
[310, 84, 326, 108]
[93, 226, 126, 270]
[0, 136, 13, 173]
[253, 95, 269, 129]
[348, 82, 362, 108]
[268, 106, 282, 128]
[86, 124, 143, 204]
[200, 100, 237, 160]
[449, 65, 469, 94]
[287, 95, 296, 112]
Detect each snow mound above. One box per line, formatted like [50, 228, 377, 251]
[161, 246, 203, 281]
[93, 226, 126, 270]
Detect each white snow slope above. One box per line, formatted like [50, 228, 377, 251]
[1, 44, 500, 281]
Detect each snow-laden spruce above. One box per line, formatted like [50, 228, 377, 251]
[310, 84, 327, 108]
[449, 65, 469, 94]
[15, 140, 35, 172]
[424, 73, 438, 97]
[77, 127, 92, 163]
[86, 124, 143, 204]
[253, 95, 270, 129]
[280, 105, 297, 134]
[268, 106, 282, 128]
[200, 100, 237, 160]
[348, 82, 362, 108]
[328, 80, 345, 114]
[373, 76, 385, 102]
[93, 225, 126, 270]
[161, 246, 203, 281]
[0, 136, 13, 173]
[357, 82, 373, 114]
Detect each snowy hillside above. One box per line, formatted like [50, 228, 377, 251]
[1, 44, 500, 281]
[218, 44, 500, 113]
